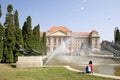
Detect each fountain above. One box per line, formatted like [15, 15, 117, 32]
[44, 37, 74, 65]
[44, 37, 120, 76]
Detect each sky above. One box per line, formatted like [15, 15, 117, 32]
[0, 0, 120, 42]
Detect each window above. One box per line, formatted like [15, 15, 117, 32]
[48, 37, 50, 45]
[95, 39, 98, 47]
[58, 37, 61, 45]
[54, 37, 56, 46]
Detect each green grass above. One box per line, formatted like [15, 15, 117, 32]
[0, 64, 118, 80]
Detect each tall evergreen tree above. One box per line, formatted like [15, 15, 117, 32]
[14, 10, 23, 46]
[22, 21, 27, 48]
[115, 29, 120, 43]
[33, 24, 41, 52]
[40, 32, 47, 55]
[0, 4, 3, 59]
[22, 16, 33, 49]
[2, 4, 15, 63]
[0, 4, 2, 18]
[0, 23, 3, 59]
[13, 10, 23, 62]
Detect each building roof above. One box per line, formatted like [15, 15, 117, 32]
[90, 30, 99, 34]
[48, 26, 72, 32]
[72, 32, 90, 36]
[40, 26, 98, 37]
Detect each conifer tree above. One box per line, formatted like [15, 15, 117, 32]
[6, 48, 13, 63]
[2, 4, 15, 63]
[22, 22, 27, 48]
[2, 47, 8, 62]
[7, 4, 13, 14]
[115, 29, 120, 43]
[40, 32, 47, 55]
[0, 4, 3, 59]
[0, 4, 2, 18]
[33, 24, 41, 53]
[13, 10, 23, 62]
[22, 16, 33, 49]
[0, 23, 3, 59]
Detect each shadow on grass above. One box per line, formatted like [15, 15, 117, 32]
[8, 63, 16, 68]
[0, 62, 16, 68]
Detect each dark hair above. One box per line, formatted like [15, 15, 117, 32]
[89, 61, 92, 64]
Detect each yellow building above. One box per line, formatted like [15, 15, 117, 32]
[42, 26, 100, 54]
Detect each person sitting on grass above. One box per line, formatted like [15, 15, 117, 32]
[85, 60, 93, 73]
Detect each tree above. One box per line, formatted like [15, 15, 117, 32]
[115, 28, 120, 43]
[40, 32, 47, 55]
[6, 48, 14, 63]
[22, 16, 33, 49]
[1, 47, 8, 62]
[0, 4, 2, 18]
[14, 10, 23, 46]
[22, 21, 27, 48]
[7, 4, 13, 14]
[13, 10, 23, 62]
[33, 24, 41, 52]
[0, 4, 3, 59]
[41, 32, 46, 44]
[0, 23, 3, 59]
[2, 4, 15, 63]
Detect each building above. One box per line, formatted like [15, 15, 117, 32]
[41, 26, 100, 54]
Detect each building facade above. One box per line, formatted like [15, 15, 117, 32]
[42, 26, 100, 54]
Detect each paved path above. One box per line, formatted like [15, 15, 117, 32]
[64, 66, 120, 80]
[93, 73, 120, 79]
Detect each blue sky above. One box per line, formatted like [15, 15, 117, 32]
[0, 0, 120, 42]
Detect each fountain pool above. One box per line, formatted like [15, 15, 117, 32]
[44, 37, 120, 76]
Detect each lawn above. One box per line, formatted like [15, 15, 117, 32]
[0, 63, 117, 80]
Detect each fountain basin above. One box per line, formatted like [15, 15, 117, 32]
[45, 55, 120, 76]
